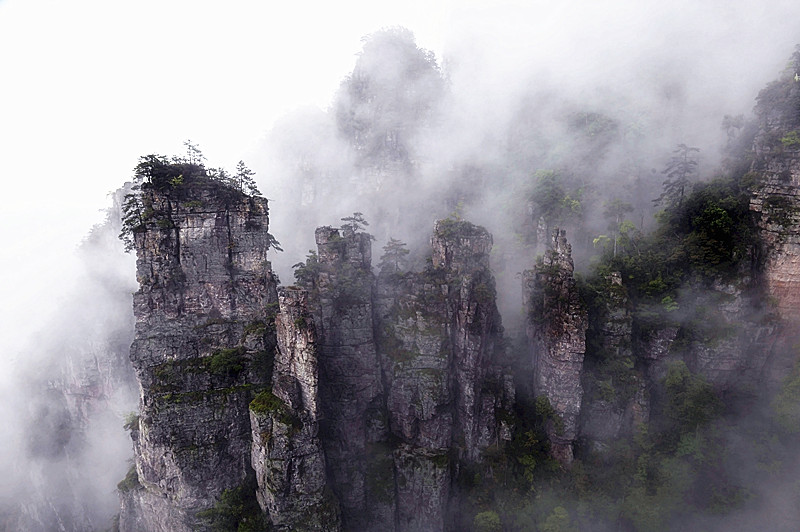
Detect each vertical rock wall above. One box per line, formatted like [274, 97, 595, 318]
[250, 288, 341, 531]
[429, 220, 513, 461]
[750, 61, 800, 326]
[119, 183, 277, 531]
[374, 219, 514, 531]
[523, 229, 587, 464]
[312, 226, 389, 531]
[580, 273, 649, 446]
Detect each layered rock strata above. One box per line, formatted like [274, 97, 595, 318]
[293, 219, 513, 531]
[119, 183, 277, 531]
[749, 57, 800, 325]
[523, 229, 588, 463]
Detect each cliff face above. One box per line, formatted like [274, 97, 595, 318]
[118, 187, 514, 531]
[284, 219, 513, 531]
[250, 288, 340, 531]
[750, 57, 800, 326]
[119, 183, 277, 531]
[311, 226, 388, 531]
[523, 229, 587, 463]
[580, 273, 649, 446]
[374, 219, 513, 531]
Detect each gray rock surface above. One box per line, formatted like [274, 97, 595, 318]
[250, 288, 341, 531]
[120, 182, 277, 531]
[523, 229, 587, 464]
[312, 226, 388, 531]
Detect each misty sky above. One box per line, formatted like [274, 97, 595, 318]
[1, 0, 800, 369]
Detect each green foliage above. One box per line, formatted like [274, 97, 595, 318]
[249, 389, 300, 430]
[118, 145, 267, 253]
[602, 199, 635, 256]
[265, 232, 283, 252]
[207, 347, 247, 378]
[662, 361, 721, 435]
[378, 237, 410, 274]
[504, 396, 562, 488]
[600, 173, 756, 309]
[654, 144, 699, 209]
[196, 477, 267, 532]
[541, 506, 576, 532]
[530, 170, 583, 229]
[117, 464, 140, 493]
[772, 358, 800, 434]
[780, 130, 800, 147]
[473, 510, 502, 532]
[183, 139, 206, 166]
[340, 211, 369, 233]
[293, 250, 320, 289]
[436, 217, 486, 240]
[660, 295, 679, 312]
[123, 412, 139, 432]
[242, 320, 269, 338]
[235, 160, 260, 196]
[119, 191, 146, 252]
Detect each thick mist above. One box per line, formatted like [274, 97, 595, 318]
[255, 1, 800, 332]
[247, 4, 800, 530]
[2, 0, 800, 530]
[0, 200, 138, 530]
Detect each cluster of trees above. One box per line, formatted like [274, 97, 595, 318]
[132, 140, 261, 195]
[458, 130, 774, 530]
[119, 141, 269, 252]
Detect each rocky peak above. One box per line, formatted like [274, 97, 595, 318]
[119, 181, 278, 532]
[430, 218, 493, 272]
[523, 228, 588, 464]
[308, 226, 386, 531]
[315, 226, 373, 270]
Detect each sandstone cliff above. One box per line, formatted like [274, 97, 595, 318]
[374, 219, 514, 531]
[250, 288, 340, 531]
[750, 52, 800, 326]
[286, 218, 514, 531]
[523, 229, 587, 463]
[311, 225, 388, 531]
[119, 181, 277, 531]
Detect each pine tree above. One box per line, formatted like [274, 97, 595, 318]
[655, 144, 699, 209]
[183, 139, 206, 166]
[235, 160, 260, 196]
[379, 237, 409, 273]
[341, 212, 369, 233]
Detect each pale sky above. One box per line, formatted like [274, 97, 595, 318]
[0, 0, 457, 355]
[1, 0, 799, 358]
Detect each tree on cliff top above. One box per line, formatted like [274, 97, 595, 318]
[119, 147, 270, 252]
[235, 160, 260, 196]
[341, 212, 369, 233]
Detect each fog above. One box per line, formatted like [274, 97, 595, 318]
[2, 0, 800, 529]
